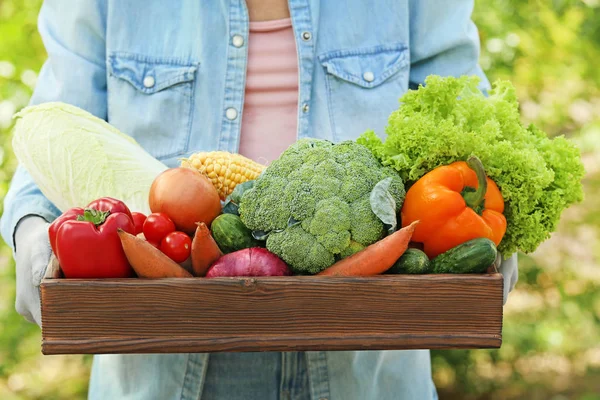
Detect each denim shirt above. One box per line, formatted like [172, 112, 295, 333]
[1, 0, 490, 399]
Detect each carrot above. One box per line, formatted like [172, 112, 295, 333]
[317, 220, 419, 276]
[191, 222, 223, 277]
[117, 229, 192, 278]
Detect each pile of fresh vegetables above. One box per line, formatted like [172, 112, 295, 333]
[10, 75, 584, 280]
[44, 159, 418, 279]
[358, 75, 585, 256]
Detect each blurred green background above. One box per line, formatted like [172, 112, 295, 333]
[1, 0, 599, 399]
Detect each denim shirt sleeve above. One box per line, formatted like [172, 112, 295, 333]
[0, 0, 108, 250]
[408, 0, 491, 92]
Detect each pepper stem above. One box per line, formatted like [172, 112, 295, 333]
[76, 209, 110, 225]
[462, 156, 487, 211]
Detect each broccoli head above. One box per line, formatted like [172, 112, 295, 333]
[239, 139, 405, 274]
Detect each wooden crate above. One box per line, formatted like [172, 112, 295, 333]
[39, 259, 503, 355]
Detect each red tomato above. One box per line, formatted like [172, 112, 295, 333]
[131, 212, 147, 235]
[160, 231, 192, 263]
[143, 213, 176, 243]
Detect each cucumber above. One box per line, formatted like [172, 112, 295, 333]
[387, 248, 431, 274]
[431, 238, 497, 274]
[211, 213, 261, 254]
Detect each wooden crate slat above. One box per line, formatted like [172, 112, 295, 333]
[42, 334, 502, 354]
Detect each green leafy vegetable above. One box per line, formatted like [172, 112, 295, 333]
[370, 177, 397, 233]
[358, 75, 585, 255]
[221, 180, 256, 216]
[11, 102, 168, 214]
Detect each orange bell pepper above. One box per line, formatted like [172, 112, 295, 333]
[400, 156, 506, 258]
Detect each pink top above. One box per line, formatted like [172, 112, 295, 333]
[238, 18, 299, 164]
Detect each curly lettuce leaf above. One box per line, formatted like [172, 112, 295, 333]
[358, 75, 585, 255]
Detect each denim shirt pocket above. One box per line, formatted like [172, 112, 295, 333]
[318, 43, 409, 141]
[107, 52, 199, 160]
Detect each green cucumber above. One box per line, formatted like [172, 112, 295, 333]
[387, 248, 431, 274]
[211, 213, 261, 254]
[431, 238, 497, 274]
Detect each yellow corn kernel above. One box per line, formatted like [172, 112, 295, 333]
[181, 151, 266, 200]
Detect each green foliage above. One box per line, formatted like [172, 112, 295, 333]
[0, 0, 599, 399]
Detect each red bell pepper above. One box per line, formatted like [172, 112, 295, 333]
[48, 197, 136, 278]
[87, 197, 133, 221]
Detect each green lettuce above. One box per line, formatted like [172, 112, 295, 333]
[358, 75, 585, 256]
[12, 102, 168, 214]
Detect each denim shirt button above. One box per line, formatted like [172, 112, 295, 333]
[301, 31, 312, 41]
[225, 107, 238, 120]
[362, 71, 375, 82]
[232, 35, 244, 48]
[302, 103, 309, 113]
[143, 75, 155, 88]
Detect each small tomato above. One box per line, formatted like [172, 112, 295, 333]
[143, 212, 176, 243]
[131, 212, 147, 235]
[160, 231, 192, 263]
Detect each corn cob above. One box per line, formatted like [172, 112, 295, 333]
[181, 151, 265, 200]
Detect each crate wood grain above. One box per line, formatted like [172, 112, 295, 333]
[40, 273, 503, 354]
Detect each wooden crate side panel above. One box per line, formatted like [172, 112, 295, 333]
[40, 275, 503, 354]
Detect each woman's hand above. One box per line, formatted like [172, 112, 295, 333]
[14, 216, 52, 327]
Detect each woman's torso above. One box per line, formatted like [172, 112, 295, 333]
[91, 1, 439, 399]
[105, 0, 412, 167]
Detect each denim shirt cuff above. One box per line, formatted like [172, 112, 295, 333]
[1, 197, 59, 252]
